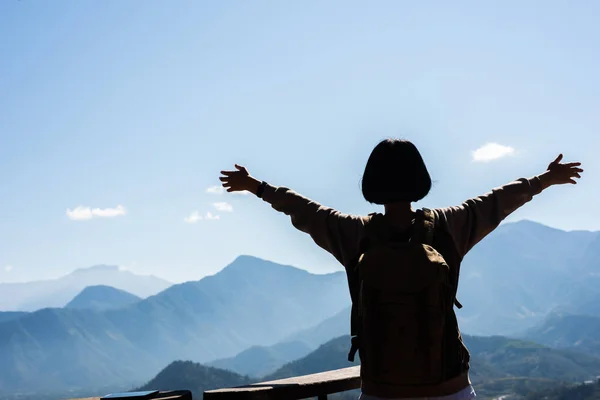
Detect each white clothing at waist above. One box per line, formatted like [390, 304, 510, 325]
[359, 384, 476, 400]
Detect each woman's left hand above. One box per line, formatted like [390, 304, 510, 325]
[220, 164, 260, 193]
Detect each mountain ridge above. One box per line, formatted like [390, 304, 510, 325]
[65, 285, 142, 311]
[520, 313, 600, 357]
[0, 265, 171, 311]
[207, 340, 313, 377]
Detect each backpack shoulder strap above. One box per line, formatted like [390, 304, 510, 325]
[413, 208, 463, 309]
[362, 212, 389, 244]
[421, 208, 436, 245]
[347, 213, 380, 362]
[411, 208, 435, 245]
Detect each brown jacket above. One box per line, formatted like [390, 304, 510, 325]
[259, 176, 543, 396]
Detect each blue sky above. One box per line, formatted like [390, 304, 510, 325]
[1, 1, 598, 283]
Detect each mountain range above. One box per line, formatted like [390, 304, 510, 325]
[65, 285, 142, 311]
[283, 306, 351, 349]
[0, 256, 350, 395]
[207, 340, 312, 378]
[0, 311, 28, 323]
[0, 265, 171, 311]
[456, 220, 600, 335]
[1, 219, 599, 398]
[520, 313, 600, 357]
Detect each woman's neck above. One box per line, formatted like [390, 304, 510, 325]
[383, 202, 415, 228]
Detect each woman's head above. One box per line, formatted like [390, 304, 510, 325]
[361, 139, 432, 205]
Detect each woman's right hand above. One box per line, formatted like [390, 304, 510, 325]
[541, 154, 584, 187]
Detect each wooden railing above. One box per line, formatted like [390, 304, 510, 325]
[203, 366, 361, 400]
[67, 367, 361, 400]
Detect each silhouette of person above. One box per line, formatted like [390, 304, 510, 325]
[219, 139, 583, 400]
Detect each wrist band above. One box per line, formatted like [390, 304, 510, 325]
[256, 181, 267, 198]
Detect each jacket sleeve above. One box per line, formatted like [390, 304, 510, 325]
[435, 177, 543, 259]
[261, 183, 367, 267]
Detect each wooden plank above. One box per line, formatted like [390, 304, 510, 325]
[67, 394, 184, 400]
[66, 398, 99, 400]
[66, 397, 183, 400]
[203, 366, 361, 400]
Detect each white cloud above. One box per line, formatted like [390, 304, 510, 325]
[184, 211, 220, 223]
[213, 202, 233, 212]
[66, 207, 93, 220]
[472, 143, 516, 163]
[184, 211, 202, 224]
[206, 212, 220, 220]
[91, 205, 127, 218]
[206, 186, 225, 194]
[66, 205, 127, 220]
[4, 265, 13, 272]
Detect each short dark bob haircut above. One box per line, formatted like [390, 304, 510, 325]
[361, 139, 432, 204]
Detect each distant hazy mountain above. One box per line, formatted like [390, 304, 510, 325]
[136, 361, 251, 400]
[65, 285, 141, 311]
[264, 335, 358, 381]
[520, 313, 600, 357]
[284, 306, 350, 348]
[208, 341, 313, 378]
[0, 256, 350, 394]
[455, 220, 600, 335]
[574, 294, 600, 317]
[0, 307, 156, 394]
[0, 311, 28, 323]
[464, 335, 600, 383]
[0, 265, 171, 311]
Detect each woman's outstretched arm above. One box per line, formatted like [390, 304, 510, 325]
[436, 154, 584, 259]
[219, 165, 366, 268]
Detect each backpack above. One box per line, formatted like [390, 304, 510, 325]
[347, 208, 463, 386]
